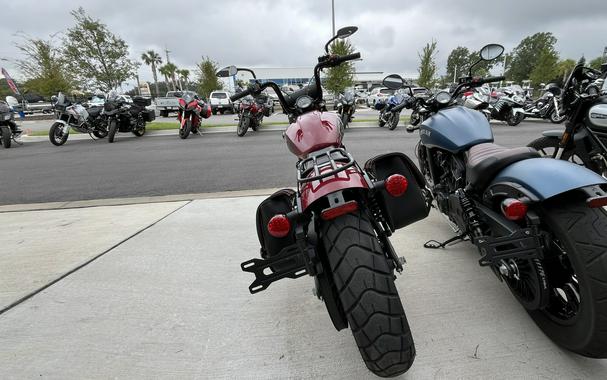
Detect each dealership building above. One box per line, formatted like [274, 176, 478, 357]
[220, 67, 416, 93]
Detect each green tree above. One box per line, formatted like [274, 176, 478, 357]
[178, 69, 190, 90]
[530, 48, 559, 86]
[158, 64, 171, 90]
[196, 57, 223, 99]
[324, 39, 355, 95]
[417, 40, 438, 88]
[446, 46, 470, 82]
[141, 50, 162, 97]
[14, 34, 72, 96]
[589, 56, 605, 70]
[577, 56, 586, 65]
[63, 7, 136, 91]
[162, 62, 178, 90]
[556, 59, 576, 83]
[507, 32, 558, 82]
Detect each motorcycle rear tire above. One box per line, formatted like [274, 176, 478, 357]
[550, 110, 566, 124]
[321, 210, 415, 377]
[340, 112, 349, 131]
[49, 122, 68, 146]
[108, 120, 117, 143]
[132, 123, 145, 137]
[1, 126, 11, 148]
[378, 112, 386, 128]
[506, 112, 525, 126]
[529, 197, 607, 357]
[93, 129, 107, 139]
[179, 120, 192, 139]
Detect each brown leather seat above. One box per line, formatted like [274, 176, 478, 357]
[466, 143, 540, 189]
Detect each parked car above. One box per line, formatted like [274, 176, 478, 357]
[366, 87, 394, 107]
[156, 91, 198, 117]
[209, 90, 235, 114]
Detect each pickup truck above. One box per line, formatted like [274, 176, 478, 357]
[155, 91, 199, 117]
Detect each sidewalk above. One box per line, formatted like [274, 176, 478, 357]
[1, 194, 605, 379]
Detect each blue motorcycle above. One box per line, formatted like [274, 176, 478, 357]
[376, 90, 409, 130]
[384, 44, 607, 357]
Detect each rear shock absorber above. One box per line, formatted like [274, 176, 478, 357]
[456, 189, 484, 240]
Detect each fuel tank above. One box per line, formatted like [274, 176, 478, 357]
[420, 106, 493, 153]
[284, 111, 342, 159]
[588, 100, 607, 131]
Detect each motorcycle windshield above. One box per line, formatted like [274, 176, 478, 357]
[182, 93, 195, 104]
[343, 88, 355, 102]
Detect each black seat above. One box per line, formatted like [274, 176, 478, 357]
[87, 106, 102, 117]
[466, 143, 540, 189]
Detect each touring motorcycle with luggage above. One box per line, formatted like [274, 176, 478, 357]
[463, 84, 526, 126]
[335, 87, 356, 130]
[523, 83, 566, 123]
[103, 91, 155, 143]
[177, 92, 211, 139]
[0, 101, 22, 148]
[223, 27, 430, 377]
[48, 93, 108, 146]
[528, 65, 607, 178]
[387, 44, 607, 359]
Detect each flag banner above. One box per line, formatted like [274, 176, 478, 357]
[1, 68, 21, 95]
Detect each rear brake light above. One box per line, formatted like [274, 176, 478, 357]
[588, 196, 607, 208]
[385, 174, 408, 197]
[501, 198, 527, 221]
[321, 200, 358, 221]
[267, 214, 291, 238]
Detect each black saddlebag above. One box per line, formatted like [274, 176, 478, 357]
[142, 109, 156, 122]
[133, 96, 152, 107]
[365, 152, 430, 230]
[256, 189, 297, 259]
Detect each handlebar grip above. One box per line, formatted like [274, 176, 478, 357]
[230, 88, 253, 102]
[482, 76, 505, 84]
[334, 52, 361, 65]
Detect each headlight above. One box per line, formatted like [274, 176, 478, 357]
[435, 91, 451, 105]
[296, 96, 313, 109]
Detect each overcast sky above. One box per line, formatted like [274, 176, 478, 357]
[1, 0, 607, 84]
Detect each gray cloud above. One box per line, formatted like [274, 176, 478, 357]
[1, 0, 606, 84]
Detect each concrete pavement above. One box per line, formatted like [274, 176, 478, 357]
[1, 195, 606, 379]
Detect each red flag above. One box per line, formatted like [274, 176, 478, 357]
[1, 68, 21, 95]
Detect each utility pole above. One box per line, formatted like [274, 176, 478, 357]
[331, 0, 335, 36]
[164, 47, 171, 63]
[501, 54, 508, 88]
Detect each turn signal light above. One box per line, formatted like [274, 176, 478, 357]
[385, 174, 408, 197]
[321, 200, 359, 221]
[267, 214, 291, 238]
[501, 198, 528, 221]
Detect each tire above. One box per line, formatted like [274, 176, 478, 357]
[179, 119, 192, 139]
[528, 136, 590, 168]
[1, 126, 11, 148]
[550, 109, 566, 124]
[388, 113, 399, 130]
[93, 129, 107, 139]
[340, 112, 349, 131]
[132, 124, 145, 137]
[49, 122, 68, 146]
[237, 117, 249, 137]
[529, 197, 607, 357]
[160, 110, 169, 118]
[108, 120, 117, 143]
[506, 112, 525, 126]
[321, 210, 415, 377]
[378, 112, 386, 128]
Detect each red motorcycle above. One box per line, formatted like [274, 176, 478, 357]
[220, 27, 430, 377]
[177, 91, 211, 139]
[230, 68, 274, 136]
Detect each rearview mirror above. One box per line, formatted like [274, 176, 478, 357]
[480, 44, 504, 61]
[382, 74, 404, 90]
[216, 65, 237, 77]
[336, 26, 358, 39]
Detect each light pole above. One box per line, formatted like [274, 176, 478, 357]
[331, 0, 335, 36]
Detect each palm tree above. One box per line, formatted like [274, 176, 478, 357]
[159, 64, 172, 91]
[163, 62, 178, 91]
[141, 50, 162, 98]
[178, 69, 190, 90]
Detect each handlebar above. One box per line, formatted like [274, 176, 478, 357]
[230, 84, 258, 102]
[480, 76, 505, 84]
[332, 52, 361, 66]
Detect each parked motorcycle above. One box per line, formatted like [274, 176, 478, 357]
[335, 87, 356, 130]
[103, 91, 155, 143]
[463, 84, 526, 126]
[0, 101, 22, 148]
[388, 44, 607, 358]
[48, 93, 108, 146]
[376, 89, 409, 130]
[221, 26, 430, 377]
[177, 92, 211, 139]
[523, 83, 566, 123]
[528, 65, 607, 178]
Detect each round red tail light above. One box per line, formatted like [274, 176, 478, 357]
[385, 174, 408, 197]
[501, 198, 528, 221]
[267, 214, 291, 238]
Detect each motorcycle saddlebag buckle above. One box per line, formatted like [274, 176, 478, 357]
[142, 109, 156, 122]
[476, 227, 542, 267]
[241, 244, 308, 294]
[364, 152, 430, 230]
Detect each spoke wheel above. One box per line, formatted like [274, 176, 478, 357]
[501, 258, 549, 310]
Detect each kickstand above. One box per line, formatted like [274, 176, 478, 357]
[88, 132, 96, 141]
[424, 233, 468, 249]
